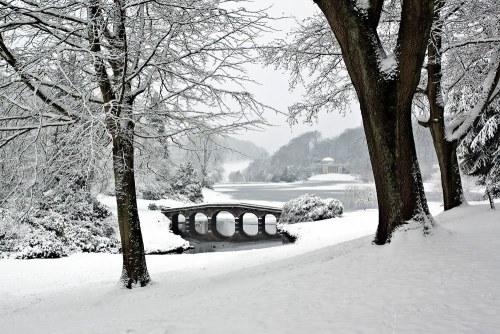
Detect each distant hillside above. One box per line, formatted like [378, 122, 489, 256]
[221, 137, 269, 162]
[230, 125, 437, 183]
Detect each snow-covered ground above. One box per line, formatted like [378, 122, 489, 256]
[98, 195, 190, 254]
[1, 199, 499, 333]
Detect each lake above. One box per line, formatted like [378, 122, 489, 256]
[213, 174, 443, 209]
[183, 174, 443, 252]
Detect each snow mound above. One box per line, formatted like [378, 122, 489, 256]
[379, 54, 398, 78]
[97, 195, 190, 254]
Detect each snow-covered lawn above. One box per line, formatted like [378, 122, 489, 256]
[1, 201, 499, 333]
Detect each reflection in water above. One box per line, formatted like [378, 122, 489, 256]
[176, 216, 276, 236]
[172, 211, 280, 254]
[177, 214, 186, 233]
[243, 213, 258, 236]
[265, 214, 277, 235]
[194, 213, 208, 234]
[216, 212, 235, 237]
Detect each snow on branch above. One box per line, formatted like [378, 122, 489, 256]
[446, 48, 500, 141]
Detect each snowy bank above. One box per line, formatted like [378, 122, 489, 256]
[97, 195, 190, 254]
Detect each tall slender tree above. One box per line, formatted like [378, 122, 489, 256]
[416, 0, 500, 210]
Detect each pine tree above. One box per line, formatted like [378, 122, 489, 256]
[460, 101, 500, 209]
[171, 162, 203, 203]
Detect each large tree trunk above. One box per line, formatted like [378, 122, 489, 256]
[359, 86, 431, 244]
[112, 119, 150, 288]
[314, 0, 434, 244]
[425, 0, 465, 210]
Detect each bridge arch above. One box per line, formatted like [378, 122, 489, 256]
[242, 212, 258, 237]
[170, 213, 186, 235]
[193, 212, 208, 235]
[264, 214, 278, 235]
[213, 211, 235, 238]
[162, 203, 282, 242]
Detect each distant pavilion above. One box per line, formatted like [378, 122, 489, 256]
[321, 157, 344, 174]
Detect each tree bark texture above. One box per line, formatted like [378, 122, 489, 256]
[112, 119, 151, 288]
[425, 0, 465, 210]
[486, 187, 496, 210]
[89, 3, 150, 287]
[314, 0, 434, 243]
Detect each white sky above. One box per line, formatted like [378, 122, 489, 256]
[231, 1, 362, 153]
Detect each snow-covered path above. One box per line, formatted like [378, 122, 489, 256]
[1, 203, 499, 333]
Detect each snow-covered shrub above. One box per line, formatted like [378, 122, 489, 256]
[142, 190, 162, 201]
[0, 188, 119, 259]
[38, 188, 111, 222]
[228, 170, 246, 183]
[148, 203, 159, 211]
[280, 194, 343, 224]
[13, 232, 67, 259]
[170, 162, 203, 202]
[270, 166, 304, 183]
[280, 166, 299, 182]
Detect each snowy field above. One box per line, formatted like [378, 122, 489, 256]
[1, 194, 499, 333]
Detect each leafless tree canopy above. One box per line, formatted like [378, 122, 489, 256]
[0, 0, 271, 201]
[0, 0, 273, 287]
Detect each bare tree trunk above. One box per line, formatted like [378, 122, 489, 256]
[424, 0, 465, 210]
[112, 119, 150, 288]
[88, 3, 150, 287]
[430, 133, 464, 210]
[360, 88, 431, 244]
[314, 0, 434, 244]
[486, 187, 496, 210]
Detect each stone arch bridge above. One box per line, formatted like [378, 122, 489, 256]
[162, 203, 282, 242]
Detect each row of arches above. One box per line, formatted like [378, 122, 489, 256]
[173, 211, 278, 237]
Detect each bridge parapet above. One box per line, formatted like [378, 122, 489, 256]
[161, 203, 282, 242]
